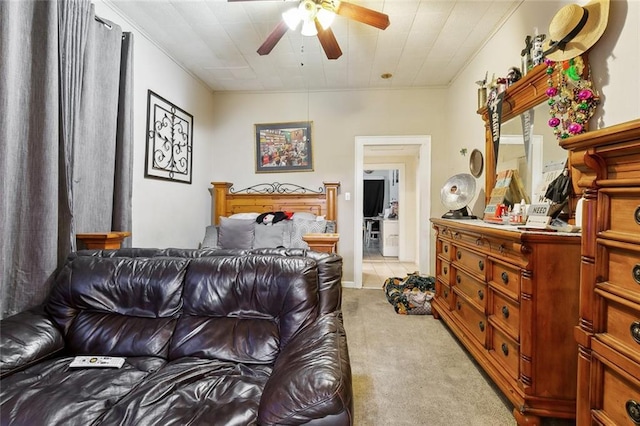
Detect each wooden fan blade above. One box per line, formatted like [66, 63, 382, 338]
[336, 1, 389, 30]
[316, 20, 342, 60]
[257, 21, 289, 56]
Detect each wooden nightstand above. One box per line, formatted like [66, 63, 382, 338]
[76, 232, 131, 250]
[302, 233, 339, 253]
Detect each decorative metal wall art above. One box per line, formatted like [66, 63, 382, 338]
[255, 121, 313, 173]
[145, 90, 193, 184]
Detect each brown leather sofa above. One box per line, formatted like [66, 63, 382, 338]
[0, 249, 353, 425]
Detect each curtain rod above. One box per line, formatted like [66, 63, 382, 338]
[94, 15, 113, 30]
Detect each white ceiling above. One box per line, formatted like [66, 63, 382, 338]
[107, 0, 523, 93]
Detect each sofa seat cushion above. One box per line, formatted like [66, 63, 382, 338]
[0, 356, 165, 425]
[99, 357, 271, 426]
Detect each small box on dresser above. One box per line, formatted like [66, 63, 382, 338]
[560, 119, 640, 426]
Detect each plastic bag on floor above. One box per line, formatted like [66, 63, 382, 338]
[383, 272, 435, 315]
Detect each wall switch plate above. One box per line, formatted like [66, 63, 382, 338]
[345, 192, 351, 201]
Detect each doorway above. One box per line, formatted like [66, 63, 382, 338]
[353, 136, 431, 289]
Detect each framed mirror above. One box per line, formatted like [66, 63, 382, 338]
[478, 62, 581, 215]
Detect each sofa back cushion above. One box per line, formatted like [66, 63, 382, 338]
[46, 256, 188, 358]
[170, 255, 319, 364]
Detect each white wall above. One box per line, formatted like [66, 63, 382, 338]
[210, 88, 447, 283]
[95, 1, 217, 249]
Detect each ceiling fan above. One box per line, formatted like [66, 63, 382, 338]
[228, 0, 390, 60]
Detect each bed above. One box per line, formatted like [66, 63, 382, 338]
[208, 181, 340, 253]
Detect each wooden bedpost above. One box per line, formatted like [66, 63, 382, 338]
[211, 182, 232, 225]
[323, 181, 340, 227]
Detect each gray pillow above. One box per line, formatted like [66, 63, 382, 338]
[201, 225, 219, 248]
[218, 217, 255, 249]
[290, 218, 327, 249]
[254, 222, 286, 248]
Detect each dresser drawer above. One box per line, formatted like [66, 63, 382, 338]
[594, 290, 640, 365]
[452, 245, 487, 279]
[599, 188, 640, 240]
[590, 351, 640, 426]
[490, 326, 520, 381]
[437, 238, 453, 260]
[452, 266, 487, 311]
[437, 258, 451, 283]
[489, 260, 521, 301]
[490, 291, 520, 341]
[598, 240, 640, 298]
[452, 292, 487, 347]
[436, 279, 454, 311]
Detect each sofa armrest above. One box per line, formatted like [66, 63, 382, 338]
[259, 313, 353, 426]
[1, 306, 65, 378]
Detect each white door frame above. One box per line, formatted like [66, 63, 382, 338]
[353, 135, 431, 289]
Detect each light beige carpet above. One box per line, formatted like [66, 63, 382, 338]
[341, 288, 575, 426]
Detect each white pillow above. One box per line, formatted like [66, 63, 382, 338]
[230, 212, 260, 220]
[291, 212, 316, 221]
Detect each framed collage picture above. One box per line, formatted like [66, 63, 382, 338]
[255, 121, 313, 173]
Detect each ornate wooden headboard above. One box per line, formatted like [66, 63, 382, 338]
[210, 181, 340, 229]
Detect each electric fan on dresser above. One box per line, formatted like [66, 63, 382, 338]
[440, 173, 478, 219]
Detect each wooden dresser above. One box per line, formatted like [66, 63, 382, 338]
[560, 119, 640, 425]
[430, 218, 581, 425]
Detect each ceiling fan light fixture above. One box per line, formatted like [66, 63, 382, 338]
[316, 8, 335, 30]
[301, 19, 318, 36]
[282, 8, 302, 31]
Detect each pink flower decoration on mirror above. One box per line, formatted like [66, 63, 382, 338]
[548, 117, 561, 128]
[546, 87, 558, 97]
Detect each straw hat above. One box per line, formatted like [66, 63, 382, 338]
[543, 0, 610, 61]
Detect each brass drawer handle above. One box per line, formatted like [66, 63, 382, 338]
[634, 264, 640, 285]
[444, 245, 449, 253]
[631, 321, 640, 344]
[502, 306, 510, 319]
[443, 266, 448, 275]
[457, 301, 462, 310]
[635, 206, 640, 225]
[478, 321, 485, 332]
[626, 400, 640, 424]
[457, 251, 462, 260]
[456, 275, 461, 284]
[501, 272, 509, 284]
[478, 260, 484, 271]
[444, 289, 449, 298]
[477, 290, 484, 300]
[501, 343, 509, 356]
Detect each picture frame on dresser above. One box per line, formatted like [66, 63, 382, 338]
[255, 121, 313, 173]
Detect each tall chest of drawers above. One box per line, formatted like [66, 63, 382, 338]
[561, 119, 640, 425]
[430, 218, 581, 425]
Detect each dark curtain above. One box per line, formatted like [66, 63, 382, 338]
[363, 180, 385, 217]
[0, 0, 133, 318]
